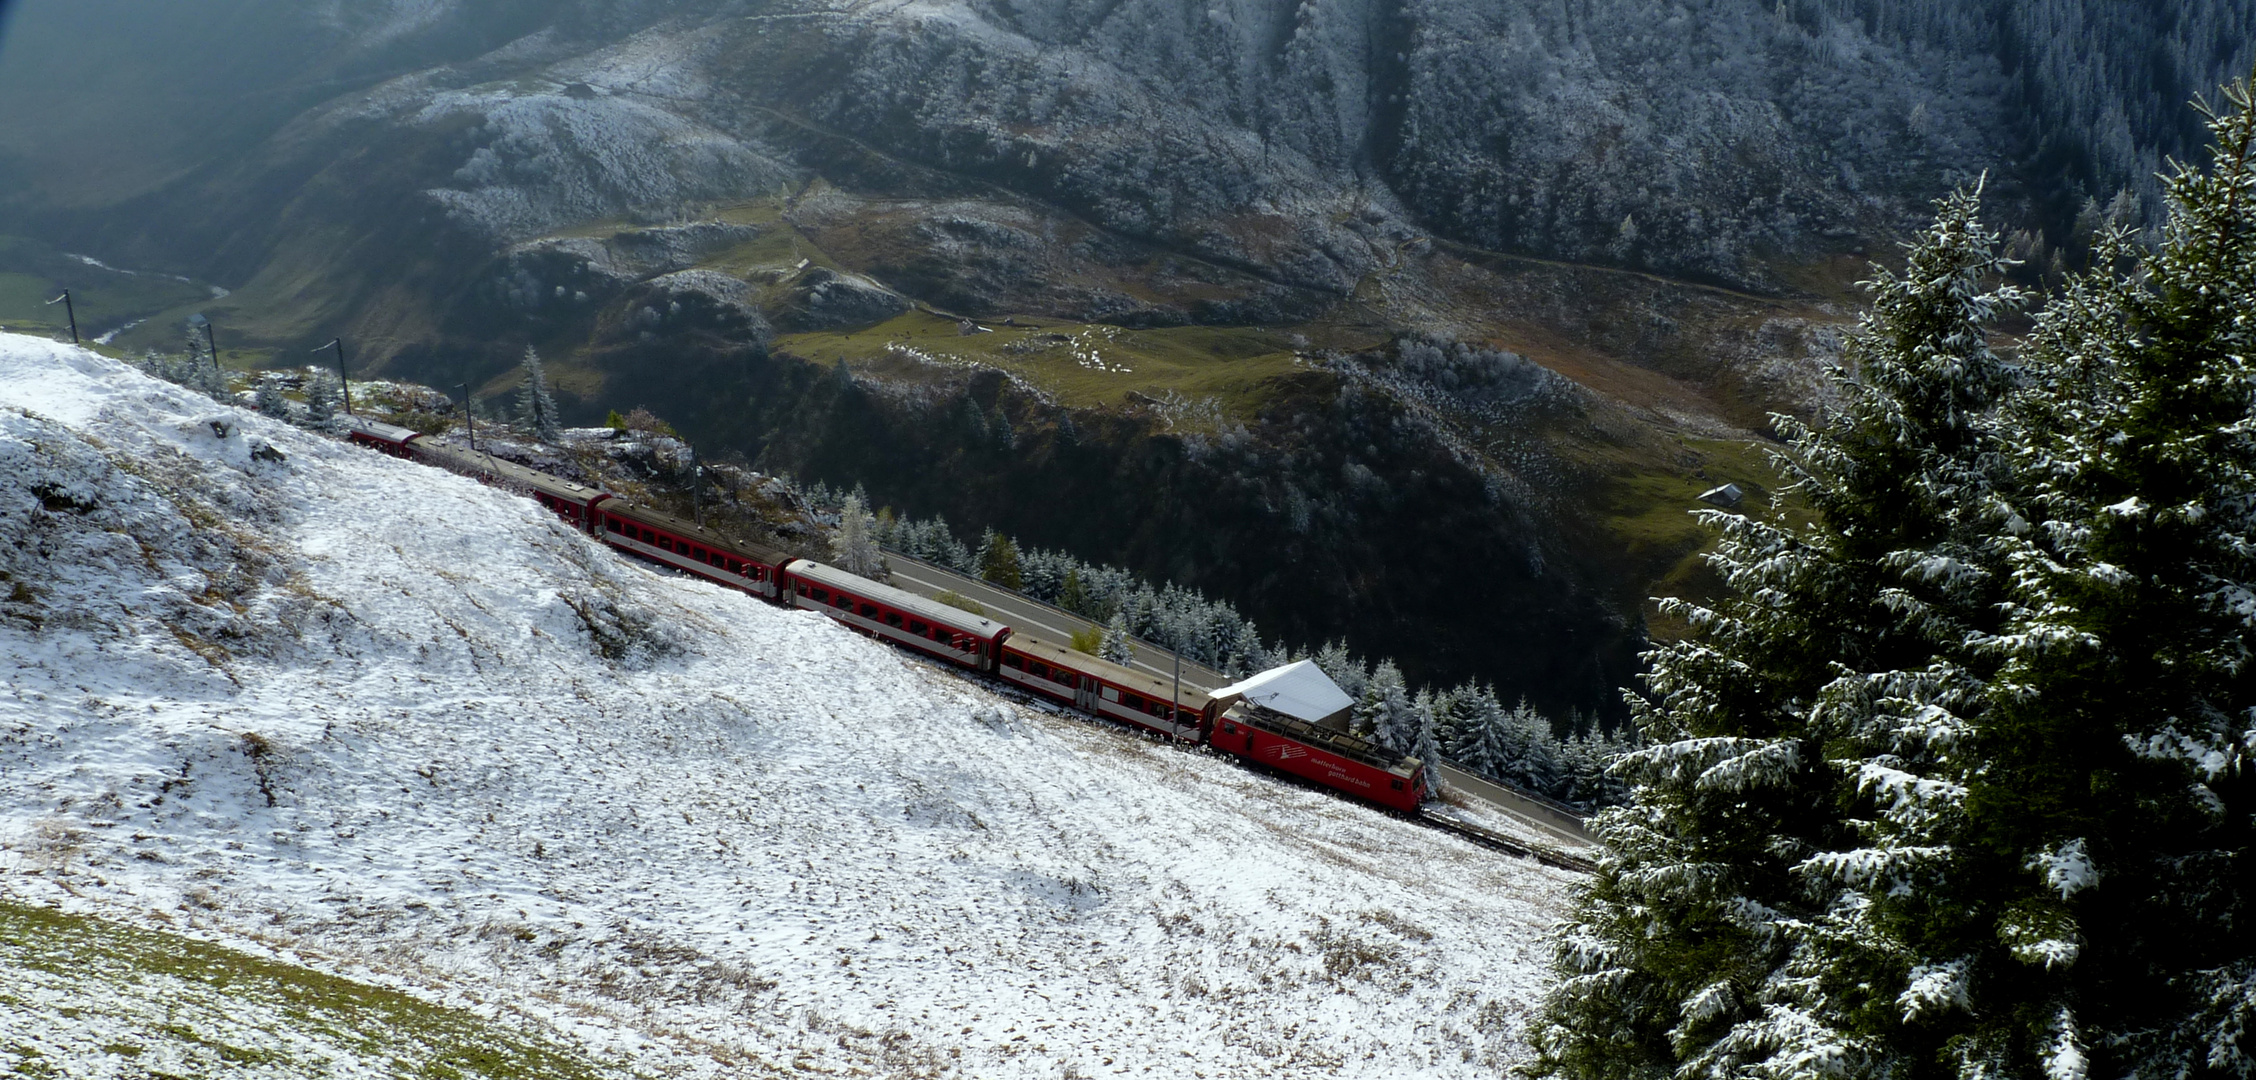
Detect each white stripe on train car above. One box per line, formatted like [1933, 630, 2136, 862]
[793, 599, 983, 666]
[606, 533, 778, 598]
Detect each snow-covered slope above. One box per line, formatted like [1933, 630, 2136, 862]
[0, 334, 1574, 1077]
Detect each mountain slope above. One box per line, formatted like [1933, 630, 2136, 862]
[0, 334, 1574, 1078]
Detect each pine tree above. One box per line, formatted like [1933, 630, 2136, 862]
[1499, 698, 1564, 796]
[1450, 686, 1509, 776]
[1408, 689, 1442, 796]
[302, 368, 342, 430]
[977, 528, 1023, 590]
[1952, 79, 2256, 1080]
[1532, 178, 2027, 1080]
[1100, 611, 1135, 665]
[256, 375, 293, 421]
[1058, 567, 1091, 616]
[517, 345, 562, 442]
[1313, 640, 1369, 702]
[830, 493, 883, 578]
[1357, 660, 1414, 753]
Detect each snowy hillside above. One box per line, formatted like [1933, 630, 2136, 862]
[0, 334, 1575, 1077]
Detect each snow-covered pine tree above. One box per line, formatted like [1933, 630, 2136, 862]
[1531, 180, 2025, 1080]
[1499, 698, 1564, 796]
[830, 493, 883, 578]
[1100, 612, 1135, 665]
[256, 375, 293, 421]
[1357, 660, 1414, 753]
[1313, 640, 1369, 702]
[1953, 78, 2256, 1080]
[1408, 689, 1442, 796]
[1449, 686, 1507, 776]
[517, 346, 562, 442]
[302, 369, 342, 429]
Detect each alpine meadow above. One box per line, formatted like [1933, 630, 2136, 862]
[1532, 79, 2256, 1080]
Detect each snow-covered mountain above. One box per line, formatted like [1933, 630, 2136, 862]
[0, 333, 1574, 1077]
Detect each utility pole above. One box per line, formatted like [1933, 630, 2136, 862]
[45, 290, 77, 345]
[693, 465, 705, 528]
[189, 313, 218, 379]
[314, 338, 352, 415]
[1170, 609, 1184, 745]
[455, 382, 476, 451]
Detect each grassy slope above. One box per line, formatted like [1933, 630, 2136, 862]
[0, 237, 215, 345]
[0, 900, 633, 1080]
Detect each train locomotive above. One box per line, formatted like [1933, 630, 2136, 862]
[348, 416, 1428, 812]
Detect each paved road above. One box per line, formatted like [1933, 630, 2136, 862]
[882, 548, 1595, 848]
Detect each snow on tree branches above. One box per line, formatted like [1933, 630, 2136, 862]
[1533, 77, 2256, 1080]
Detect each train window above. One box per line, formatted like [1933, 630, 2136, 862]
[909, 620, 928, 635]
[1391, 780, 1405, 791]
[1029, 662, 1050, 679]
[1223, 723, 1237, 734]
[808, 587, 827, 601]
[1003, 653, 1023, 669]
[1100, 687, 1119, 702]
[641, 529, 655, 543]
[607, 519, 623, 533]
[536, 493, 554, 507]
[858, 603, 878, 618]
[710, 553, 724, 567]
[885, 612, 902, 628]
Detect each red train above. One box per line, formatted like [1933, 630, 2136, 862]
[348, 417, 1428, 812]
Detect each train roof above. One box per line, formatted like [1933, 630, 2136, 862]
[411, 439, 609, 506]
[602, 498, 794, 567]
[1207, 659, 1353, 728]
[1005, 633, 1212, 708]
[786, 559, 1010, 639]
[346, 415, 423, 444]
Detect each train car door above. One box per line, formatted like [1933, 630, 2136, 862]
[1073, 675, 1098, 713]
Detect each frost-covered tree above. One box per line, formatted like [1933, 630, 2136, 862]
[302, 368, 342, 430]
[1357, 660, 1414, 754]
[1408, 689, 1443, 796]
[256, 375, 293, 421]
[829, 493, 883, 578]
[517, 346, 562, 442]
[1955, 79, 2256, 1080]
[1313, 640, 1369, 703]
[1450, 687, 1512, 776]
[1100, 611, 1135, 665]
[1532, 178, 2028, 1080]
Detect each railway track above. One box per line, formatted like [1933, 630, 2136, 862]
[1417, 809, 1599, 874]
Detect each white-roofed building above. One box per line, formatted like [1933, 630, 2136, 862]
[1206, 659, 1354, 730]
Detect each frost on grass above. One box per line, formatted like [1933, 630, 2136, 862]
[0, 334, 1575, 1078]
